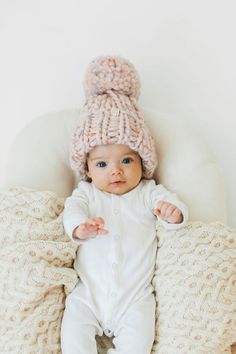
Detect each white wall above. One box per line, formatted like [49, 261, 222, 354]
[1, 0, 235, 227]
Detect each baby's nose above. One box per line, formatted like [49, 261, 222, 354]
[111, 164, 123, 175]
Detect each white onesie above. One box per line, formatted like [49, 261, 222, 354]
[61, 179, 188, 354]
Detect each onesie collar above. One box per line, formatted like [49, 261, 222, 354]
[91, 180, 145, 199]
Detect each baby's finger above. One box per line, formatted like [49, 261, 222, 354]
[87, 217, 105, 227]
[90, 228, 108, 238]
[75, 224, 91, 239]
[153, 208, 161, 217]
[165, 204, 177, 218]
[172, 208, 183, 222]
[94, 217, 105, 227]
[97, 228, 109, 235]
[86, 224, 100, 233]
[167, 209, 182, 223]
[84, 223, 108, 237]
[156, 201, 164, 209]
[95, 217, 105, 223]
[158, 201, 170, 217]
[155, 200, 167, 215]
[78, 223, 96, 236]
[86, 218, 99, 226]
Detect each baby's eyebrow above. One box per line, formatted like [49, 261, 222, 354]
[89, 151, 138, 161]
[122, 152, 138, 157]
[90, 157, 105, 161]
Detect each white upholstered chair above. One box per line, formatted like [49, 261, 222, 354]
[2, 108, 227, 223]
[2, 109, 235, 354]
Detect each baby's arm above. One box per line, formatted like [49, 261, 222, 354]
[63, 182, 108, 242]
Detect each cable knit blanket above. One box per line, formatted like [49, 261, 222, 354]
[0, 188, 78, 353]
[152, 223, 236, 354]
[0, 187, 235, 354]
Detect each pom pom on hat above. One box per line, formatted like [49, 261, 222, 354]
[70, 55, 157, 181]
[83, 55, 141, 100]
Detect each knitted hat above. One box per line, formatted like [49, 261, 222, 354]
[70, 55, 157, 180]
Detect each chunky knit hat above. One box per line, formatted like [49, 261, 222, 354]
[70, 55, 157, 180]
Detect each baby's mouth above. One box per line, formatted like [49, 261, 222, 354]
[110, 180, 126, 185]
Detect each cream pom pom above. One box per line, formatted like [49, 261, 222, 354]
[83, 55, 141, 100]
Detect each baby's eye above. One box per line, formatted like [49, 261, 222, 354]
[96, 161, 107, 168]
[122, 157, 133, 164]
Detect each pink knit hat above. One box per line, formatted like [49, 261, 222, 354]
[70, 55, 157, 180]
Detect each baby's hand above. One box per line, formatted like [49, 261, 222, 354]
[153, 201, 183, 224]
[72, 217, 108, 240]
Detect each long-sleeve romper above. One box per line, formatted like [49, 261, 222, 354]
[61, 179, 188, 354]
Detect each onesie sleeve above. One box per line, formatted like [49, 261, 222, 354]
[150, 181, 188, 230]
[63, 181, 91, 242]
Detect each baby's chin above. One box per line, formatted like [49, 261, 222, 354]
[97, 181, 140, 195]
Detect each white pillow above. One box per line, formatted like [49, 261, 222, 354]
[2, 110, 79, 199]
[2, 108, 226, 223]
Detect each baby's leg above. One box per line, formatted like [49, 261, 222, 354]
[61, 288, 103, 354]
[108, 294, 156, 354]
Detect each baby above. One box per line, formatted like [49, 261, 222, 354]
[61, 56, 188, 354]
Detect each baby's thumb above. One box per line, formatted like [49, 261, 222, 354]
[153, 208, 161, 217]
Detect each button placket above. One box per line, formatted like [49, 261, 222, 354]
[113, 208, 119, 215]
[103, 194, 121, 331]
[111, 197, 121, 282]
[104, 328, 113, 337]
[113, 233, 119, 241]
[112, 261, 117, 270]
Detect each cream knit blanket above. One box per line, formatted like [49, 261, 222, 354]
[152, 222, 236, 354]
[0, 188, 78, 353]
[0, 187, 235, 354]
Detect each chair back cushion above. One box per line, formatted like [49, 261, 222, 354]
[2, 108, 227, 223]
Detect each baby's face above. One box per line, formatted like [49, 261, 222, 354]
[86, 144, 142, 195]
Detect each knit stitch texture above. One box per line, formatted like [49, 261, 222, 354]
[70, 55, 157, 181]
[153, 222, 236, 354]
[0, 188, 235, 353]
